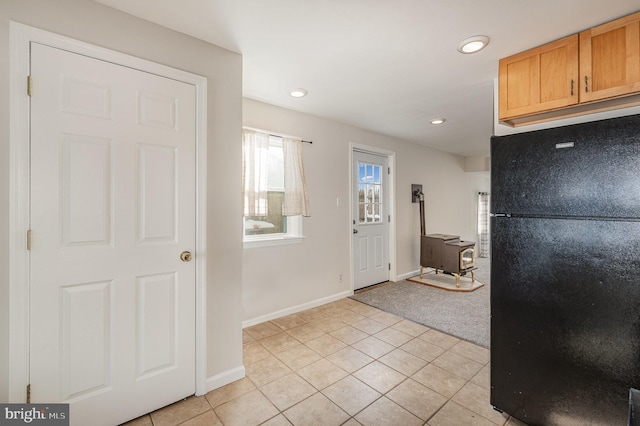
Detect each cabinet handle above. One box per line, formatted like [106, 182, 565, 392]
[584, 75, 589, 93]
[570, 79, 574, 96]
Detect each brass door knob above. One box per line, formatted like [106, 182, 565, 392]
[180, 251, 192, 262]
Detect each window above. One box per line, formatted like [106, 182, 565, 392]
[477, 192, 490, 257]
[357, 162, 383, 224]
[242, 129, 310, 247]
[244, 136, 290, 237]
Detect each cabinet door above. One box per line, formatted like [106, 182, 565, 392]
[580, 11, 640, 103]
[499, 35, 579, 121]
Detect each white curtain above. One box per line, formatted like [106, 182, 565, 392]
[477, 192, 490, 258]
[282, 137, 311, 217]
[242, 130, 270, 216]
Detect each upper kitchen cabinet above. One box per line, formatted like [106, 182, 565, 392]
[499, 35, 579, 122]
[499, 10, 640, 127]
[580, 11, 640, 103]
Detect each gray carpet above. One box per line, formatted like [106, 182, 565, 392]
[351, 257, 490, 348]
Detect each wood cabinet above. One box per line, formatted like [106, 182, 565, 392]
[499, 35, 578, 121]
[580, 12, 640, 103]
[499, 11, 640, 126]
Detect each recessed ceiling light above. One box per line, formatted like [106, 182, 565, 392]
[290, 88, 308, 98]
[457, 35, 490, 54]
[430, 118, 446, 125]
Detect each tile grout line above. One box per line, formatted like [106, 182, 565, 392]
[248, 308, 492, 426]
[139, 297, 511, 426]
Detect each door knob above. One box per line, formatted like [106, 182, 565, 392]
[180, 251, 192, 262]
[353, 229, 358, 234]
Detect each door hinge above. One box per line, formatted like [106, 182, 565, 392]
[388, 263, 391, 271]
[27, 75, 32, 97]
[388, 215, 391, 222]
[26, 384, 31, 403]
[388, 167, 390, 174]
[26, 230, 32, 251]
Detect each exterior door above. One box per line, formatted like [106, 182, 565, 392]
[29, 42, 196, 426]
[353, 150, 389, 290]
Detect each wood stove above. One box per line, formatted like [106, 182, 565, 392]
[420, 233, 476, 287]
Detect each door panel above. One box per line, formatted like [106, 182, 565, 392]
[353, 151, 389, 289]
[498, 35, 579, 120]
[358, 238, 368, 271]
[30, 42, 196, 426]
[579, 12, 640, 103]
[374, 235, 384, 268]
[138, 144, 178, 243]
[61, 134, 112, 246]
[61, 280, 112, 401]
[60, 74, 111, 119]
[136, 272, 177, 378]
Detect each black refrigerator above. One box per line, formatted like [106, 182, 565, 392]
[490, 114, 640, 426]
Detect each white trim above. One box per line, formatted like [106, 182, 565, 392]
[206, 366, 246, 393]
[396, 269, 431, 281]
[8, 21, 31, 404]
[242, 290, 353, 328]
[349, 144, 397, 290]
[9, 22, 208, 400]
[243, 235, 305, 249]
[193, 56, 208, 398]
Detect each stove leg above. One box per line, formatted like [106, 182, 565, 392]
[420, 266, 424, 279]
[471, 271, 475, 282]
[454, 273, 460, 288]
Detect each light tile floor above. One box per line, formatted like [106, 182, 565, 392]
[123, 296, 528, 426]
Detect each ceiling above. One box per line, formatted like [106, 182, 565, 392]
[94, 0, 639, 157]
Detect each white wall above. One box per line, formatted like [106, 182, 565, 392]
[0, 0, 244, 399]
[242, 98, 490, 324]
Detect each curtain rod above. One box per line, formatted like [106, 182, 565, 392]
[270, 134, 313, 144]
[243, 126, 313, 144]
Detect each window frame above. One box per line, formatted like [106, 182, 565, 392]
[243, 216, 304, 248]
[357, 161, 384, 225]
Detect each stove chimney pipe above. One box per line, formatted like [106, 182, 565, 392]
[412, 185, 425, 236]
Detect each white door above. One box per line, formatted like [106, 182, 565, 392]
[29, 42, 196, 426]
[353, 150, 389, 290]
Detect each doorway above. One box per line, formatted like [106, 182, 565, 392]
[351, 147, 395, 290]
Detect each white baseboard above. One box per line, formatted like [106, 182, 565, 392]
[397, 269, 419, 281]
[204, 365, 246, 394]
[242, 290, 353, 328]
[396, 270, 419, 281]
[396, 268, 437, 281]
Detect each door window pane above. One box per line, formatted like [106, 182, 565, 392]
[358, 162, 383, 224]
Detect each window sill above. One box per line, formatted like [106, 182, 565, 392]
[243, 235, 305, 249]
